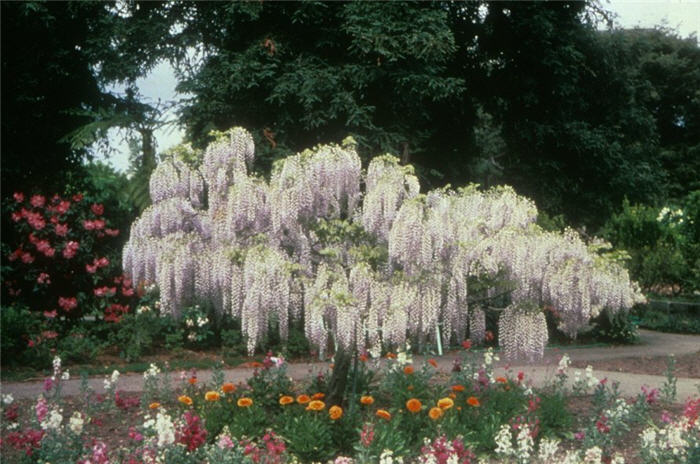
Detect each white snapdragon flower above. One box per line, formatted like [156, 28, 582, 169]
[516, 424, 534, 462]
[562, 451, 582, 464]
[111, 370, 120, 385]
[154, 412, 175, 447]
[187, 332, 197, 342]
[537, 437, 560, 461]
[69, 411, 84, 435]
[2, 393, 14, 405]
[196, 316, 209, 327]
[396, 342, 412, 366]
[558, 354, 571, 373]
[61, 369, 70, 381]
[585, 365, 598, 389]
[494, 424, 514, 457]
[185, 318, 194, 328]
[610, 453, 625, 464]
[144, 364, 161, 380]
[379, 449, 403, 464]
[42, 408, 63, 431]
[584, 446, 603, 464]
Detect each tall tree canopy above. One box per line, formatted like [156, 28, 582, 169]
[2, 1, 698, 230]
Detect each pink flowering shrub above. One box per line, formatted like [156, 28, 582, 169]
[1, 191, 139, 365]
[2, 191, 136, 321]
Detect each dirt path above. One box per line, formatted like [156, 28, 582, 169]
[2, 330, 698, 402]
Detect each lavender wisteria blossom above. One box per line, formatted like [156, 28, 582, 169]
[122, 127, 644, 359]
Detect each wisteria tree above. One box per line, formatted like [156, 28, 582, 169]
[123, 128, 644, 367]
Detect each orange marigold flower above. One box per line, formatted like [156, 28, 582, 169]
[496, 377, 507, 384]
[296, 394, 311, 404]
[188, 377, 197, 385]
[222, 383, 236, 394]
[237, 397, 253, 407]
[311, 392, 325, 400]
[279, 395, 294, 405]
[178, 395, 193, 406]
[429, 407, 444, 420]
[406, 398, 422, 413]
[205, 391, 221, 402]
[360, 396, 374, 405]
[149, 402, 160, 409]
[403, 365, 414, 375]
[386, 352, 397, 359]
[329, 405, 343, 420]
[437, 397, 454, 410]
[451, 384, 466, 392]
[449, 393, 457, 399]
[306, 400, 325, 411]
[376, 409, 392, 421]
[467, 396, 480, 407]
[428, 359, 438, 368]
[359, 354, 368, 362]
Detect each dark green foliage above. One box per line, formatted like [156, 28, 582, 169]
[589, 310, 639, 344]
[537, 392, 573, 438]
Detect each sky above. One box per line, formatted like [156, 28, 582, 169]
[102, 0, 700, 173]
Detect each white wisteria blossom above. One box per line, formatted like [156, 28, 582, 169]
[122, 126, 644, 359]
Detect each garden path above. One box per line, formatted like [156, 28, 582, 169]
[1, 330, 698, 402]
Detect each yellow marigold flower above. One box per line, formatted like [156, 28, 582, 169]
[429, 407, 444, 420]
[360, 395, 374, 405]
[237, 397, 253, 407]
[178, 395, 193, 406]
[306, 400, 325, 411]
[311, 392, 325, 400]
[205, 391, 220, 402]
[279, 395, 294, 405]
[329, 405, 343, 420]
[149, 402, 160, 409]
[406, 398, 422, 413]
[296, 394, 311, 404]
[467, 396, 480, 407]
[222, 383, 236, 394]
[376, 409, 392, 421]
[437, 397, 454, 410]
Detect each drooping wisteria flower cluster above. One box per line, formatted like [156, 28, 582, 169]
[122, 127, 644, 357]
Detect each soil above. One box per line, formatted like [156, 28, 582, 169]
[570, 351, 700, 379]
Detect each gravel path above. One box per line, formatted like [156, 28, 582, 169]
[2, 330, 698, 402]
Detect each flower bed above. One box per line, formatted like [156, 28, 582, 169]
[1, 349, 698, 464]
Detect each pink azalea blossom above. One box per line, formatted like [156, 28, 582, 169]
[30, 195, 45, 208]
[54, 223, 68, 236]
[11, 211, 22, 222]
[62, 241, 79, 259]
[43, 310, 57, 318]
[58, 296, 77, 312]
[72, 193, 83, 202]
[37, 273, 51, 285]
[105, 228, 120, 237]
[21, 252, 34, 264]
[91, 203, 104, 216]
[13, 192, 24, 202]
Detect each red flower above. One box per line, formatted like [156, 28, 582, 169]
[54, 223, 68, 236]
[86, 263, 97, 274]
[83, 220, 95, 230]
[461, 340, 472, 350]
[485, 330, 494, 342]
[91, 203, 104, 216]
[122, 287, 135, 297]
[13, 192, 24, 202]
[21, 252, 34, 264]
[30, 195, 45, 208]
[72, 193, 83, 202]
[58, 296, 77, 312]
[62, 241, 79, 259]
[55, 200, 70, 215]
[37, 273, 51, 285]
[105, 228, 120, 237]
[11, 211, 22, 222]
[93, 219, 105, 230]
[97, 257, 109, 267]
